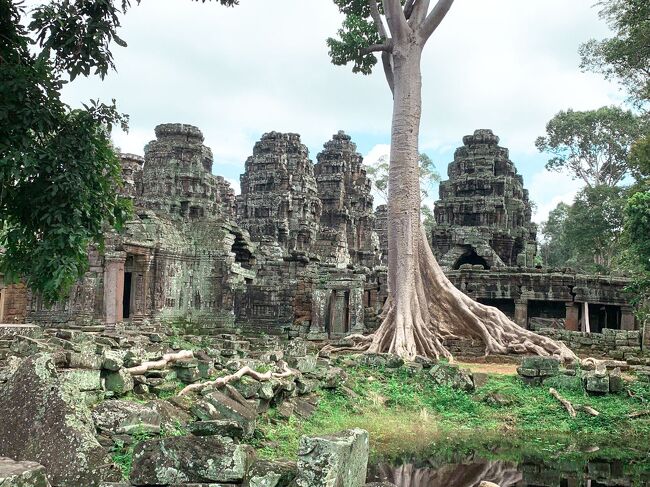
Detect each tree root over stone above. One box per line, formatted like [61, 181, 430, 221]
[126, 350, 195, 375]
[178, 360, 296, 396]
[321, 228, 578, 364]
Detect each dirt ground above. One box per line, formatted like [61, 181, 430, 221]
[457, 361, 519, 375]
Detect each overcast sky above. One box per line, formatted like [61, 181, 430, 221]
[59, 0, 623, 224]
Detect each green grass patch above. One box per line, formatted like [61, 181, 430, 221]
[254, 364, 650, 464]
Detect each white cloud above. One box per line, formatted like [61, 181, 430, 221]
[528, 170, 585, 225]
[225, 177, 241, 196]
[57, 0, 619, 201]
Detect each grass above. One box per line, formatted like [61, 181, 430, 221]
[253, 363, 650, 466]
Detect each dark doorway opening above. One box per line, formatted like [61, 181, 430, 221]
[123, 272, 132, 319]
[453, 246, 490, 270]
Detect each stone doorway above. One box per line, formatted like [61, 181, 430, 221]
[122, 272, 132, 319]
[326, 290, 351, 338]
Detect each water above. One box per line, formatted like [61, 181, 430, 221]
[367, 455, 650, 486]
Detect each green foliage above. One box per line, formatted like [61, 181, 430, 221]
[255, 364, 650, 463]
[0, 0, 134, 301]
[580, 0, 650, 107]
[535, 106, 646, 187]
[366, 152, 440, 202]
[111, 424, 152, 480]
[541, 186, 627, 273]
[327, 0, 382, 75]
[539, 203, 571, 268]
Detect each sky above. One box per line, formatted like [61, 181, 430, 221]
[58, 0, 624, 224]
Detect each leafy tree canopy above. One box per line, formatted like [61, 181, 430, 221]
[580, 0, 650, 108]
[1, 0, 238, 302]
[535, 106, 647, 188]
[540, 187, 627, 274]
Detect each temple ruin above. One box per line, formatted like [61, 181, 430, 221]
[429, 129, 636, 334]
[0, 126, 639, 346]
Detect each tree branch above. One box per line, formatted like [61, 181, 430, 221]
[410, 0, 430, 28]
[382, 0, 409, 40]
[368, 0, 388, 39]
[404, 0, 416, 20]
[361, 43, 392, 55]
[382, 50, 395, 95]
[420, 0, 454, 41]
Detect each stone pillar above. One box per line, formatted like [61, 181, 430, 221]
[514, 299, 528, 328]
[307, 289, 328, 340]
[582, 302, 591, 333]
[620, 306, 636, 331]
[565, 302, 580, 331]
[643, 320, 650, 352]
[104, 253, 126, 328]
[349, 287, 365, 333]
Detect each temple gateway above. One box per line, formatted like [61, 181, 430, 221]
[0, 126, 637, 348]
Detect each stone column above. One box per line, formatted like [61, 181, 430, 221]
[349, 287, 365, 333]
[643, 320, 650, 352]
[103, 252, 126, 328]
[620, 306, 636, 331]
[582, 302, 591, 333]
[514, 299, 528, 328]
[307, 289, 328, 340]
[565, 302, 580, 331]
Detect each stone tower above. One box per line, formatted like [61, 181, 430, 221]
[314, 131, 378, 267]
[119, 153, 144, 200]
[138, 123, 235, 221]
[432, 129, 537, 269]
[236, 132, 322, 254]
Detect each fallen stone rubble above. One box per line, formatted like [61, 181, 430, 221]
[0, 326, 382, 486]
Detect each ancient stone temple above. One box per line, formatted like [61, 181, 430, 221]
[236, 132, 321, 254]
[432, 129, 537, 269]
[26, 123, 254, 332]
[314, 131, 378, 268]
[430, 129, 636, 335]
[235, 132, 377, 339]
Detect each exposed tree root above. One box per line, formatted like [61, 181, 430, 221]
[628, 410, 650, 419]
[549, 388, 577, 417]
[178, 360, 295, 396]
[549, 388, 600, 417]
[126, 350, 195, 375]
[323, 228, 578, 363]
[577, 405, 600, 417]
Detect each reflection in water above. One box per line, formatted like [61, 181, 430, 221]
[367, 457, 647, 486]
[368, 460, 522, 487]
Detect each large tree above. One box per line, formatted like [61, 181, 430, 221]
[327, 0, 575, 362]
[580, 0, 650, 109]
[535, 106, 646, 188]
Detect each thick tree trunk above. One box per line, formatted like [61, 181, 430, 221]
[361, 38, 577, 363]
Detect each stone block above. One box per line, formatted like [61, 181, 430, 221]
[204, 390, 257, 437]
[609, 368, 624, 393]
[104, 369, 134, 394]
[585, 372, 610, 393]
[129, 436, 255, 485]
[60, 368, 102, 392]
[101, 350, 124, 371]
[295, 429, 369, 487]
[521, 356, 559, 371]
[92, 400, 161, 435]
[516, 367, 539, 377]
[244, 459, 297, 487]
[188, 420, 245, 439]
[288, 355, 317, 374]
[0, 354, 108, 486]
[430, 363, 474, 392]
[0, 457, 51, 487]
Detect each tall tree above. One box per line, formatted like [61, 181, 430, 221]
[539, 203, 570, 268]
[579, 0, 650, 109]
[535, 106, 646, 188]
[327, 0, 575, 361]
